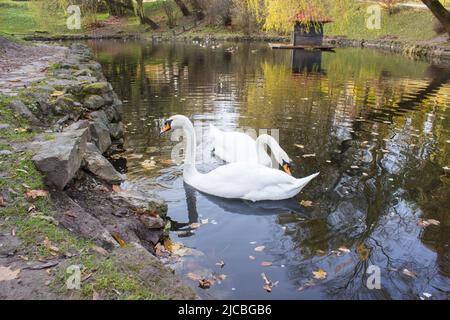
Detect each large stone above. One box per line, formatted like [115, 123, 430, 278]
[109, 122, 124, 140]
[32, 128, 88, 190]
[110, 188, 167, 218]
[104, 105, 120, 122]
[84, 95, 106, 110]
[89, 110, 109, 126]
[7, 100, 40, 125]
[82, 82, 110, 96]
[83, 143, 125, 184]
[89, 121, 111, 153]
[139, 215, 165, 229]
[64, 119, 91, 140]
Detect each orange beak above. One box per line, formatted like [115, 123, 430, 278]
[159, 123, 171, 135]
[283, 163, 292, 175]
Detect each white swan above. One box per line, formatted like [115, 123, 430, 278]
[160, 115, 319, 201]
[209, 124, 293, 174]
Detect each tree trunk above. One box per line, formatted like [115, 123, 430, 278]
[174, 0, 191, 16]
[188, 0, 204, 20]
[104, 0, 133, 16]
[422, 0, 450, 36]
[133, 0, 160, 29]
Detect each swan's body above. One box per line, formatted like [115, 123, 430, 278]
[209, 124, 290, 168]
[160, 115, 318, 201]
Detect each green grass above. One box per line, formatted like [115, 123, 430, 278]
[325, 5, 437, 41]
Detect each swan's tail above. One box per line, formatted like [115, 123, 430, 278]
[294, 172, 319, 191]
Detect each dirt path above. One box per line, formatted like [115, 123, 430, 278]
[0, 37, 67, 96]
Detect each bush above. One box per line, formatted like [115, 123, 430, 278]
[230, 0, 260, 34]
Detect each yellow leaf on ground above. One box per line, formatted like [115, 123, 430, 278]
[50, 90, 64, 97]
[300, 200, 313, 208]
[112, 233, 126, 247]
[25, 189, 49, 199]
[312, 268, 327, 280]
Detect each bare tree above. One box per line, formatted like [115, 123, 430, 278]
[174, 0, 191, 16]
[422, 0, 450, 37]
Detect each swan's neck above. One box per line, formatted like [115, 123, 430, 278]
[256, 134, 282, 165]
[181, 119, 199, 177]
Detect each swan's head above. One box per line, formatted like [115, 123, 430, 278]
[258, 134, 293, 175]
[159, 115, 190, 135]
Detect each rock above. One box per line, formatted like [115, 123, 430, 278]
[104, 105, 120, 122]
[109, 122, 124, 140]
[89, 121, 111, 153]
[32, 128, 88, 190]
[83, 143, 125, 184]
[0, 234, 21, 257]
[82, 82, 110, 96]
[74, 69, 93, 77]
[7, 100, 40, 125]
[84, 95, 106, 110]
[0, 150, 13, 156]
[111, 245, 197, 299]
[111, 189, 167, 218]
[0, 124, 10, 130]
[64, 120, 91, 140]
[47, 79, 82, 95]
[89, 110, 109, 126]
[139, 215, 165, 229]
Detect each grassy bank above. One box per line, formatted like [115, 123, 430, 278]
[0, 93, 167, 300]
[0, 0, 445, 43]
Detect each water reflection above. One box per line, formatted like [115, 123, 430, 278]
[291, 49, 325, 74]
[89, 39, 450, 300]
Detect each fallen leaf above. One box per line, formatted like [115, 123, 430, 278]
[112, 233, 126, 247]
[312, 268, 327, 280]
[111, 185, 121, 192]
[201, 219, 209, 224]
[215, 260, 225, 268]
[92, 290, 100, 300]
[402, 268, 416, 278]
[298, 279, 315, 291]
[160, 159, 174, 165]
[163, 239, 173, 252]
[198, 278, 214, 289]
[299, 200, 313, 208]
[125, 153, 143, 160]
[338, 246, 351, 253]
[422, 292, 432, 298]
[0, 195, 5, 207]
[98, 185, 109, 192]
[294, 144, 304, 149]
[50, 90, 64, 97]
[261, 261, 273, 267]
[43, 237, 59, 253]
[186, 272, 202, 281]
[325, 160, 332, 163]
[0, 266, 20, 281]
[350, 165, 359, 169]
[356, 243, 370, 261]
[261, 273, 278, 292]
[427, 219, 440, 226]
[190, 222, 201, 229]
[302, 153, 316, 158]
[216, 274, 227, 282]
[417, 218, 430, 227]
[254, 246, 265, 252]
[25, 189, 49, 199]
[249, 255, 256, 260]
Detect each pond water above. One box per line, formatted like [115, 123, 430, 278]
[88, 39, 450, 300]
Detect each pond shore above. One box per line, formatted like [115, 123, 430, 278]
[0, 39, 197, 299]
[21, 32, 450, 64]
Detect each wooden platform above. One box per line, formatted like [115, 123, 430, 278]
[269, 43, 336, 51]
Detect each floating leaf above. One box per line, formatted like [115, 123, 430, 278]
[190, 222, 201, 229]
[249, 255, 256, 260]
[0, 266, 20, 282]
[312, 268, 327, 280]
[25, 189, 49, 199]
[201, 219, 209, 224]
[402, 268, 416, 278]
[294, 144, 304, 149]
[427, 219, 440, 226]
[302, 153, 316, 158]
[254, 246, 265, 252]
[299, 200, 313, 208]
[215, 260, 225, 268]
[298, 279, 315, 291]
[350, 165, 359, 169]
[325, 160, 332, 163]
[216, 274, 227, 282]
[422, 292, 432, 298]
[261, 261, 273, 267]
